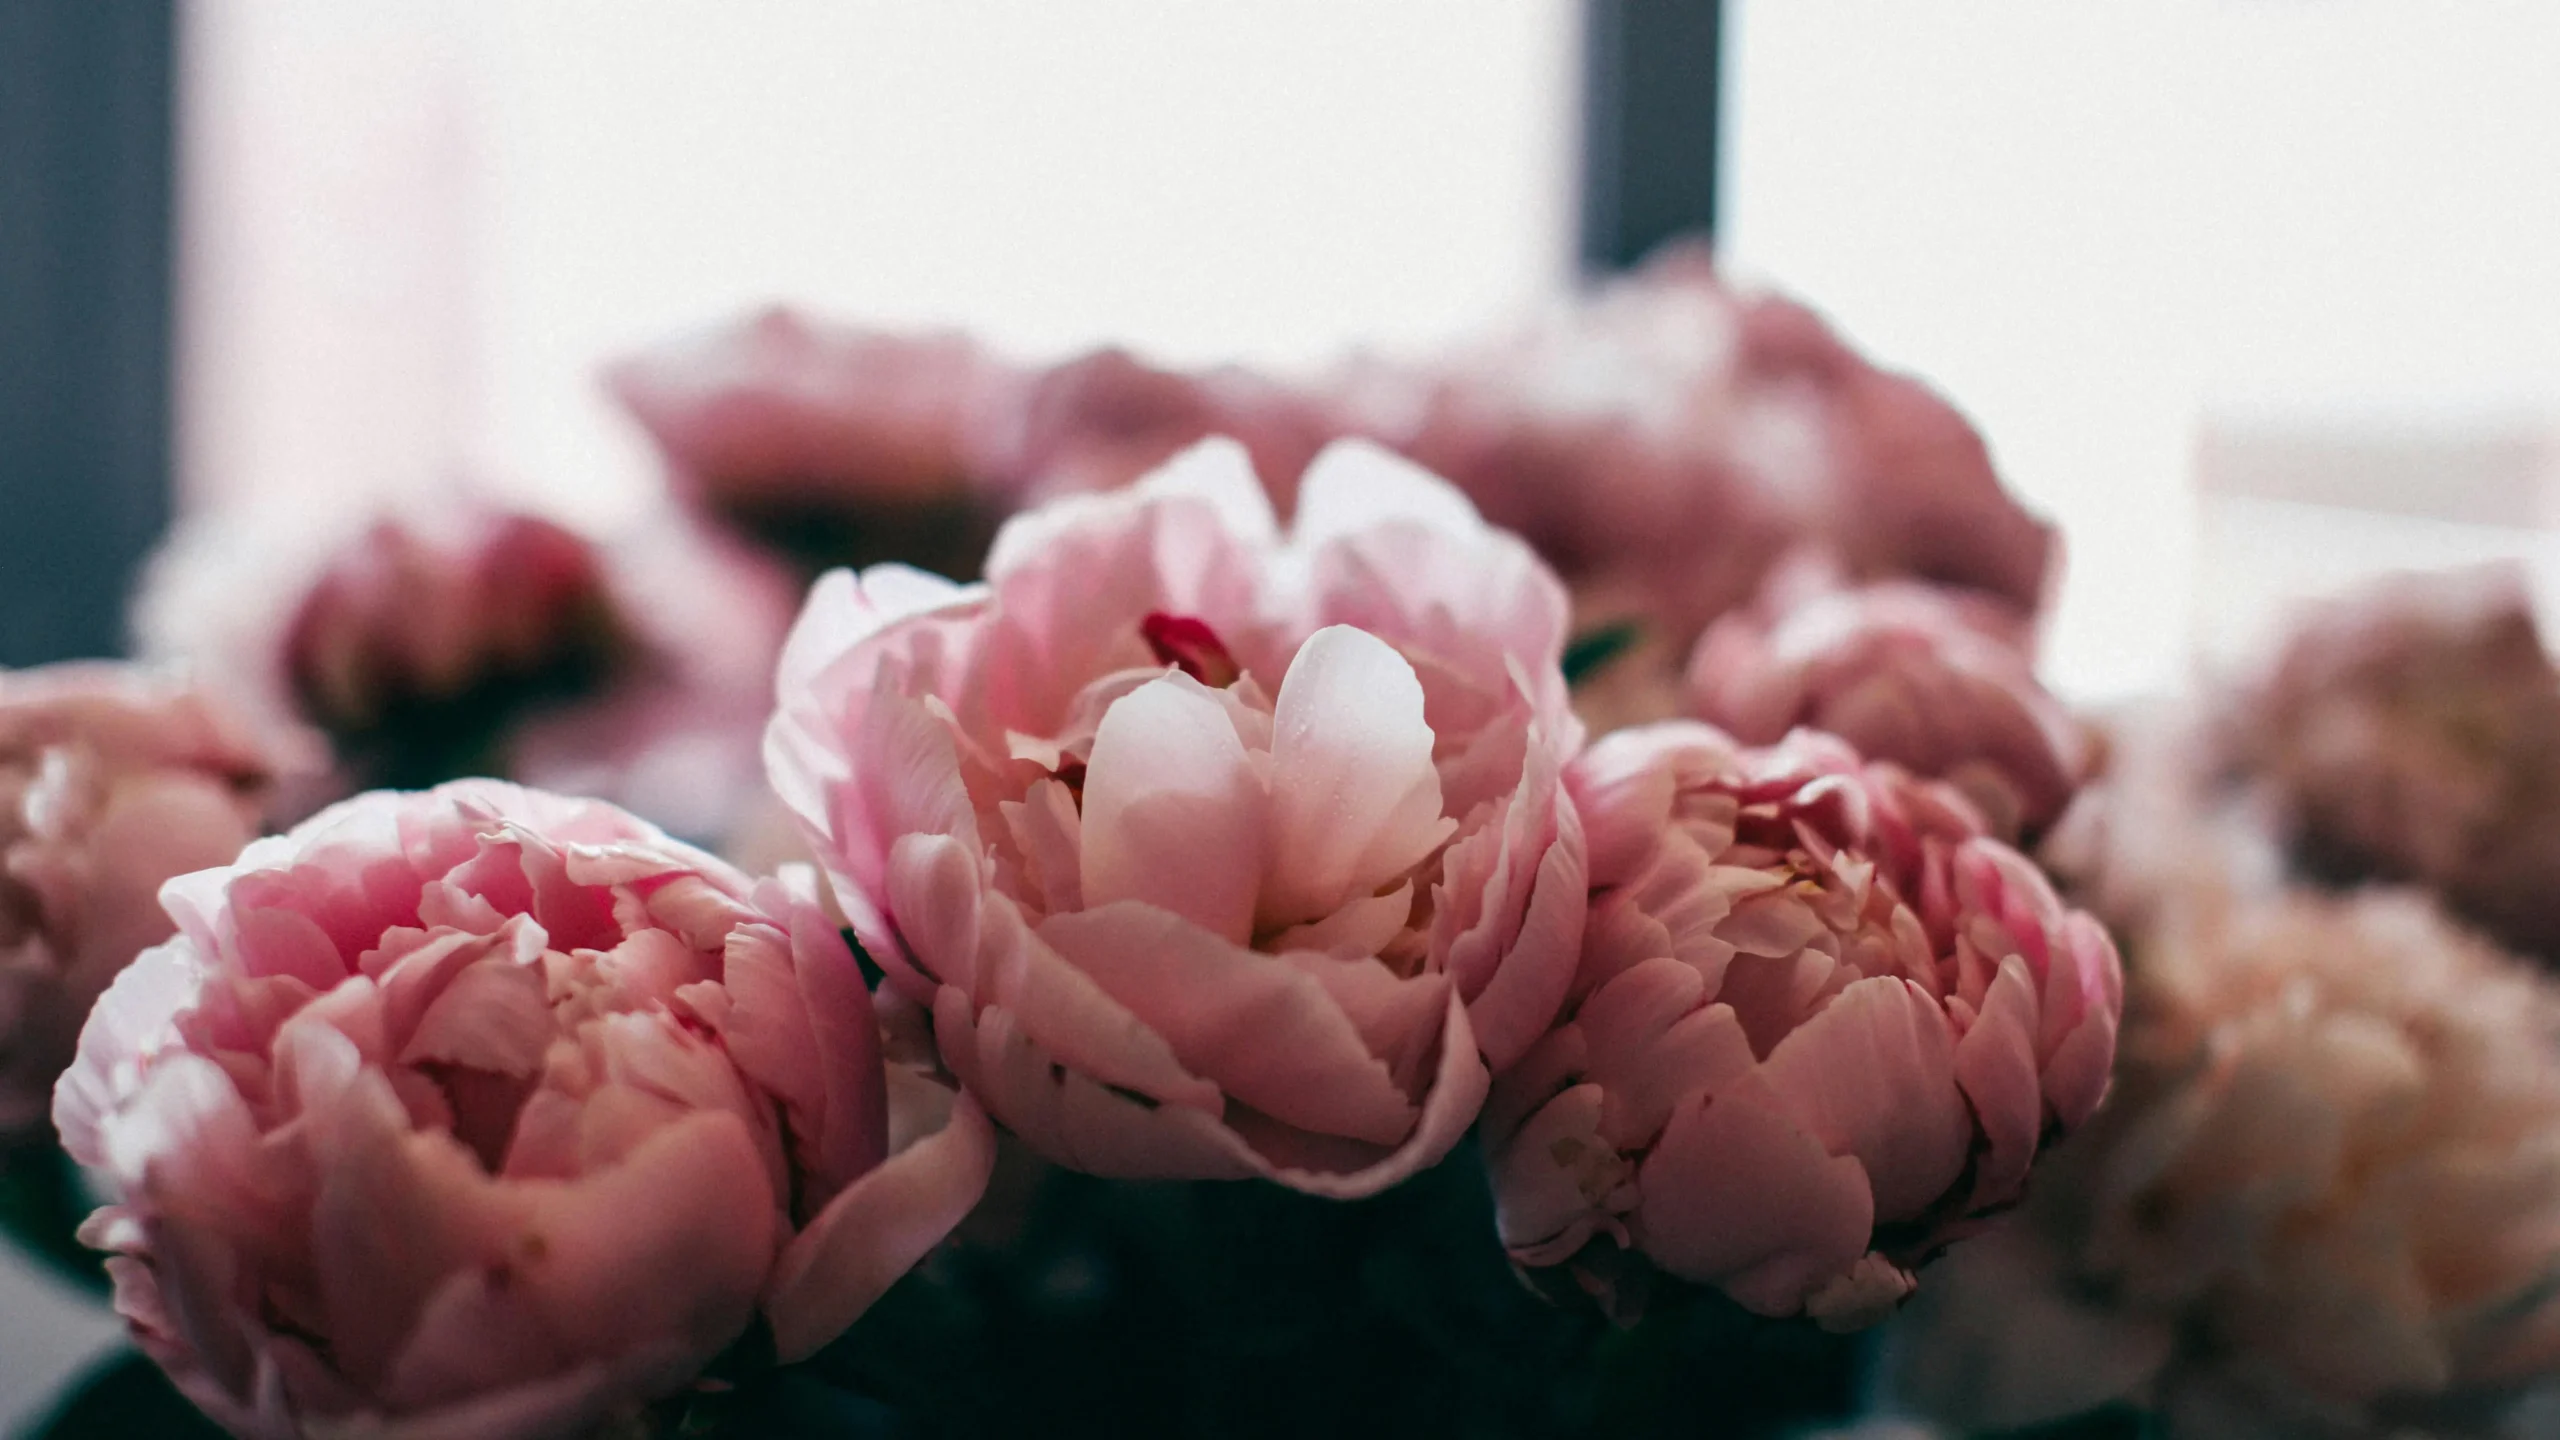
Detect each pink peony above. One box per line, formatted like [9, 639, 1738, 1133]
[767, 437, 1588, 1196]
[1734, 293, 2055, 615]
[0, 665, 278, 1131]
[55, 781, 992, 1438]
[136, 497, 800, 842]
[281, 508, 626, 740]
[2216, 562, 2560, 961]
[1353, 252, 1805, 659]
[1687, 555, 2088, 838]
[1348, 247, 2056, 670]
[1484, 723, 2121, 1329]
[607, 309, 1026, 580]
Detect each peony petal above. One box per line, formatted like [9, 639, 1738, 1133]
[764, 1092, 996, 1362]
[1291, 439, 1491, 555]
[307, 1072, 533, 1390]
[1253, 987, 1488, 1200]
[980, 900, 1223, 1116]
[1261, 626, 1451, 930]
[1135, 436, 1283, 545]
[1952, 952, 2045, 1209]
[55, 941, 200, 1165]
[1575, 962, 1756, 1150]
[1447, 762, 1589, 1071]
[1277, 952, 1450, 1095]
[1488, 1082, 1634, 1267]
[885, 832, 986, 995]
[400, 957, 552, 1078]
[1756, 975, 1970, 1223]
[508, 1111, 775, 1372]
[1078, 675, 1266, 946]
[1632, 1079, 1875, 1316]
[1041, 904, 1420, 1146]
[935, 991, 1258, 1180]
[378, 1266, 572, 1412]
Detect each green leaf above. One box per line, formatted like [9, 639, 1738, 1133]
[1562, 621, 1644, 688]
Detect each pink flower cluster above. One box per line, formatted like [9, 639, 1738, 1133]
[608, 250, 2056, 665]
[46, 270, 2125, 1436]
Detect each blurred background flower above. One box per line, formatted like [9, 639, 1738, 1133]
[1888, 881, 2560, 1440]
[0, 665, 279, 1134]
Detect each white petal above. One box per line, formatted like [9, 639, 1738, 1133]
[1261, 626, 1452, 929]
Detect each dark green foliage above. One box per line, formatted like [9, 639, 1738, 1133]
[0, 1138, 105, 1297]
[1562, 621, 1645, 689]
[18, 1351, 222, 1440]
[802, 1141, 1866, 1440]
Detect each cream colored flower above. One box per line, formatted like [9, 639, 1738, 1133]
[1894, 884, 2560, 1436]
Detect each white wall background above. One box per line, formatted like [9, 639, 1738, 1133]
[1722, 0, 2560, 697]
[180, 1, 1577, 528]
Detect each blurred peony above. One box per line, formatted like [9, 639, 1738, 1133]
[1353, 250, 1805, 659]
[136, 496, 799, 841]
[1484, 722, 2120, 1330]
[1350, 247, 2055, 668]
[1687, 555, 2087, 838]
[768, 437, 1588, 1196]
[283, 508, 626, 746]
[0, 665, 277, 1132]
[2217, 562, 2560, 961]
[1891, 886, 2560, 1438]
[55, 781, 992, 1439]
[608, 308, 1026, 580]
[1734, 293, 2053, 614]
[2037, 698, 2285, 940]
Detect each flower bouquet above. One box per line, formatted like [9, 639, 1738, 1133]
[4, 251, 2552, 1440]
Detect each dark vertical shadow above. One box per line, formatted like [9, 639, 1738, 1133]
[1578, 0, 1722, 275]
[0, 0, 176, 664]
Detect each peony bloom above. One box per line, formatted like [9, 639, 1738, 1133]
[607, 308, 1026, 580]
[1351, 250, 1805, 659]
[1484, 723, 2121, 1330]
[1733, 292, 2054, 616]
[283, 508, 626, 745]
[0, 666, 277, 1131]
[136, 497, 800, 841]
[54, 781, 992, 1438]
[768, 437, 1588, 1196]
[2216, 562, 2560, 961]
[1347, 247, 2056, 668]
[1891, 886, 2560, 1438]
[1686, 555, 2088, 838]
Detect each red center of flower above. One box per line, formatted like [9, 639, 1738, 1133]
[1141, 612, 1241, 688]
